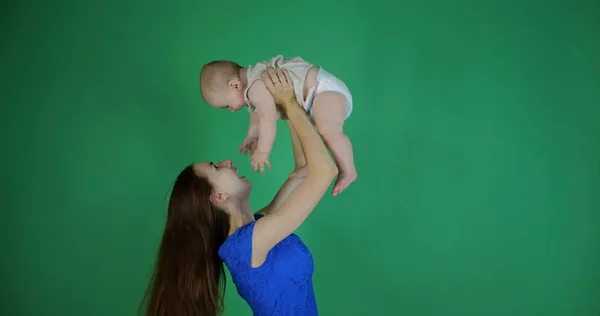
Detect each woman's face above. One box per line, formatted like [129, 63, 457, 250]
[192, 160, 251, 199]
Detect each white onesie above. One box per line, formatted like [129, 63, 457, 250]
[243, 55, 353, 120]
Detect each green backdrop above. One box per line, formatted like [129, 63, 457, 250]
[2, 0, 599, 315]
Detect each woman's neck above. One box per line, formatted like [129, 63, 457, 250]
[227, 199, 254, 236]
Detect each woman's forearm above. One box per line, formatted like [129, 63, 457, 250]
[283, 101, 336, 174]
[256, 120, 308, 216]
[287, 120, 306, 169]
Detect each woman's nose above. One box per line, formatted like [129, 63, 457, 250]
[219, 160, 232, 167]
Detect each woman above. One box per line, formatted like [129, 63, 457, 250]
[141, 67, 338, 316]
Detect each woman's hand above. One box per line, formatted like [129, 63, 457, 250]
[261, 66, 298, 112]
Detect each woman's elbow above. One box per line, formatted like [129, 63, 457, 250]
[313, 162, 338, 181]
[328, 164, 339, 178]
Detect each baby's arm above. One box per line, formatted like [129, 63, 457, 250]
[239, 112, 260, 155]
[247, 80, 278, 172]
[248, 111, 259, 137]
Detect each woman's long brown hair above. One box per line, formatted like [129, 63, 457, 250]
[140, 165, 231, 316]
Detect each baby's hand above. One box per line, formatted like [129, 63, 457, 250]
[251, 151, 271, 174]
[239, 134, 258, 155]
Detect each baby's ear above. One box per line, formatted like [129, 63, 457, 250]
[228, 79, 243, 90]
[210, 191, 227, 205]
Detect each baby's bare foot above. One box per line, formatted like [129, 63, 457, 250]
[332, 171, 357, 196]
[288, 165, 308, 179]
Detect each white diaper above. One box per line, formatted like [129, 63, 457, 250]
[303, 67, 353, 120]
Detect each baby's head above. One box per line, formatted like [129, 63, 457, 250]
[199, 60, 247, 112]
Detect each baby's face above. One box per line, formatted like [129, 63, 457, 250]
[210, 86, 245, 113]
[224, 88, 246, 112]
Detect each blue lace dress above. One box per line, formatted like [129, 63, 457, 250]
[218, 213, 318, 315]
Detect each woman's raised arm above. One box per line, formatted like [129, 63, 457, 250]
[256, 120, 306, 216]
[251, 67, 337, 267]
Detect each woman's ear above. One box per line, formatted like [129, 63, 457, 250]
[210, 191, 227, 205]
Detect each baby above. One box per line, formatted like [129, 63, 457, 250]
[199, 55, 357, 196]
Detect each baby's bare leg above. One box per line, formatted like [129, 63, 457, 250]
[311, 91, 357, 196]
